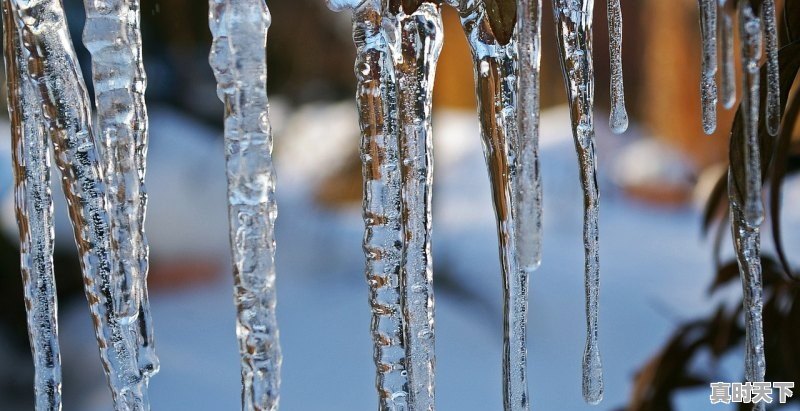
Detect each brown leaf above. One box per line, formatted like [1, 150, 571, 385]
[485, 0, 517, 45]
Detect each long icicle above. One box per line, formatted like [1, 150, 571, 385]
[384, 2, 443, 408]
[551, 0, 603, 404]
[718, 0, 736, 109]
[699, 0, 718, 134]
[82, 0, 159, 383]
[761, 0, 780, 136]
[735, 3, 766, 410]
[6, 0, 147, 408]
[208, 1, 282, 409]
[327, 0, 412, 408]
[607, 0, 628, 134]
[456, 0, 529, 409]
[729, 198, 766, 411]
[2, 5, 62, 409]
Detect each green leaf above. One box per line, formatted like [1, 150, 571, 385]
[485, 0, 517, 45]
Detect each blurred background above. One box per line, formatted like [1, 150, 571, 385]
[0, 0, 798, 409]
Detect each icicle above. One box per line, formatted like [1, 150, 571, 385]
[82, 0, 159, 383]
[2, 5, 62, 409]
[327, 0, 411, 408]
[456, 0, 530, 408]
[208, 1, 282, 409]
[718, 0, 736, 109]
[607, 0, 628, 134]
[761, 0, 780, 136]
[738, 1, 763, 228]
[517, 0, 543, 274]
[5, 0, 147, 408]
[551, 0, 603, 404]
[729, 199, 766, 411]
[699, 0, 718, 134]
[383, 2, 443, 409]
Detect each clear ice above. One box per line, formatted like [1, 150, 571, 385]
[699, 0, 718, 134]
[455, 0, 531, 409]
[2, 3, 61, 408]
[327, 0, 411, 408]
[5, 0, 148, 408]
[383, 3, 443, 409]
[761, 0, 780, 137]
[718, 0, 736, 109]
[551, 0, 603, 404]
[607, 0, 628, 134]
[208, 1, 282, 409]
[82, 0, 159, 383]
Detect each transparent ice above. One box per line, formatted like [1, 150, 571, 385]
[2, 4, 61, 408]
[208, 0, 282, 409]
[383, 3, 443, 409]
[718, 0, 736, 109]
[699, 0, 718, 134]
[82, 0, 159, 384]
[327, 0, 412, 408]
[551, 0, 603, 405]
[607, 0, 628, 134]
[5, 0, 148, 408]
[761, 0, 780, 137]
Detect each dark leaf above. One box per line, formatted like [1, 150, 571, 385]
[782, 0, 800, 45]
[769, 92, 800, 278]
[701, 169, 728, 236]
[709, 260, 741, 293]
[485, 0, 516, 45]
[728, 42, 800, 207]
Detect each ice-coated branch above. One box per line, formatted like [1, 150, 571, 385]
[208, 1, 282, 409]
[551, 0, 603, 404]
[383, 3, 443, 409]
[82, 0, 158, 382]
[761, 0, 780, 136]
[2, 4, 61, 409]
[5, 0, 147, 408]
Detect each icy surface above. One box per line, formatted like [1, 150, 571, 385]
[761, 0, 780, 137]
[699, 0, 718, 134]
[2, 4, 61, 409]
[332, 0, 412, 408]
[208, 1, 282, 409]
[517, 0, 544, 274]
[718, 0, 736, 109]
[551, 0, 603, 404]
[384, 3, 443, 409]
[738, 2, 764, 229]
[82, 0, 158, 384]
[6, 0, 147, 408]
[607, 0, 628, 134]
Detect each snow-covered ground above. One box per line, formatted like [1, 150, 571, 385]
[3, 102, 798, 410]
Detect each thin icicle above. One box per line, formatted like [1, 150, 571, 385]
[738, 1, 764, 228]
[82, 0, 158, 382]
[729, 199, 766, 411]
[3, 5, 61, 409]
[208, 1, 282, 409]
[718, 0, 736, 109]
[456, 0, 529, 408]
[517, 0, 544, 274]
[551, 0, 603, 404]
[327, 0, 411, 408]
[607, 0, 628, 134]
[761, 0, 780, 136]
[383, 2, 443, 409]
[699, 0, 718, 134]
[6, 0, 147, 408]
